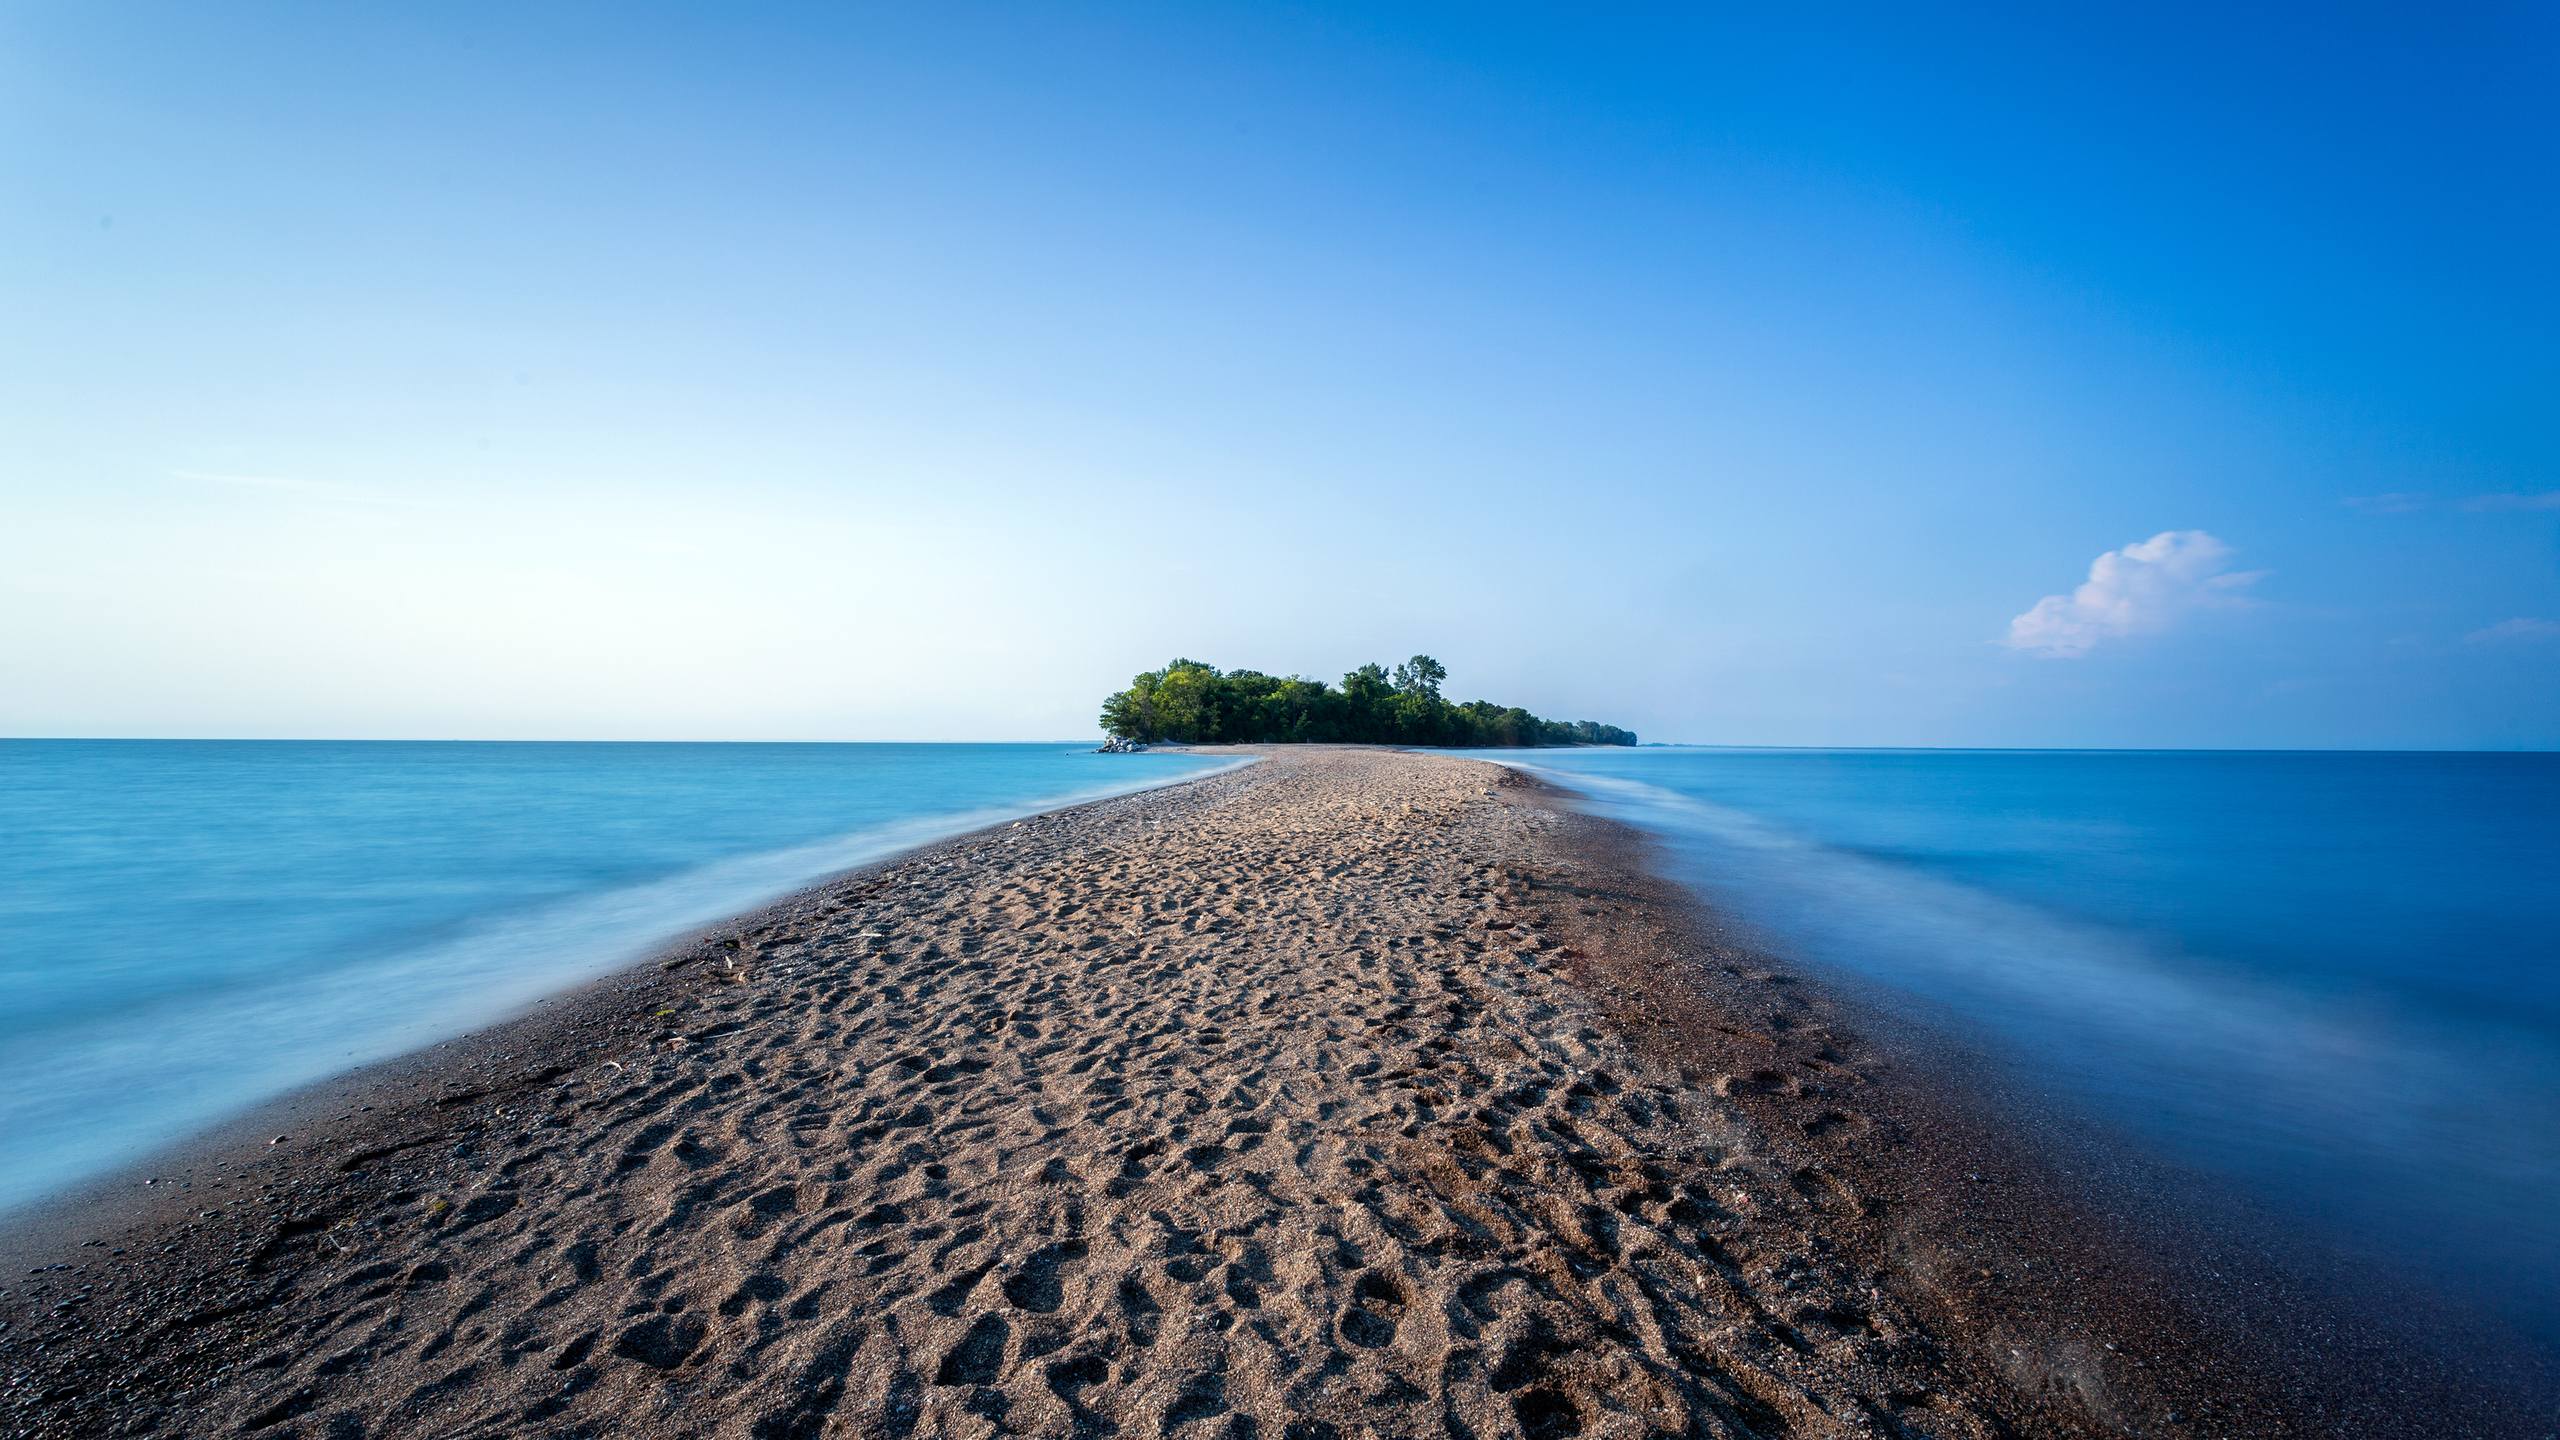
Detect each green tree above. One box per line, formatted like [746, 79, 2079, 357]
[1094, 653, 1633, 749]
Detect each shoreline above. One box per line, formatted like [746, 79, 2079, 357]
[1518, 769, 2554, 1436]
[0, 747, 1257, 1239]
[0, 748, 2539, 1437]
[0, 756, 1261, 1278]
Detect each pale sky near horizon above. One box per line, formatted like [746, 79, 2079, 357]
[5, 4, 2555, 747]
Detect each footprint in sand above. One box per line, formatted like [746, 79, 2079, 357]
[1000, 1238, 1086, 1313]
[933, 1313, 1009, 1386]
[1339, 1267, 1407, 1348]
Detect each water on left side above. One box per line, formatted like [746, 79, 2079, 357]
[0, 740, 1233, 1214]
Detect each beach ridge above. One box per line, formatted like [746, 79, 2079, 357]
[0, 749, 2366, 1437]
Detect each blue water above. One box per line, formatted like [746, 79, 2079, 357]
[1491, 747, 2560, 1336]
[0, 740, 1235, 1214]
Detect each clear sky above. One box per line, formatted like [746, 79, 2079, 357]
[4, 3, 2554, 747]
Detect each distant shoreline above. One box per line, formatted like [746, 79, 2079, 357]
[0, 749, 2539, 1437]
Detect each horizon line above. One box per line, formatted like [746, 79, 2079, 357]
[5, 736, 2554, 756]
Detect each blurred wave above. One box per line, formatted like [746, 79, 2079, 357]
[0, 741, 1238, 1213]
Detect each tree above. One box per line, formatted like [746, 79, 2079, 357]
[1149, 659, 1224, 741]
[1095, 654, 1633, 749]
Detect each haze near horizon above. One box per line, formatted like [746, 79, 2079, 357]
[4, 4, 2554, 748]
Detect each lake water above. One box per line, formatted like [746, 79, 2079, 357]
[1489, 747, 2560, 1340]
[0, 740, 1235, 1215]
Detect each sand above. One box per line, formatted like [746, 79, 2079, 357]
[0, 749, 2536, 1438]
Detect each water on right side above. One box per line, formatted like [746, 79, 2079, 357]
[1487, 747, 2560, 1346]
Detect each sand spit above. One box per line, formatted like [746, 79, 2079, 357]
[0, 749, 2515, 1438]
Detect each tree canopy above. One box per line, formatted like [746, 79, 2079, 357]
[1099, 656, 1636, 748]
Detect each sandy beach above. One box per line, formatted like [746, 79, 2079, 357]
[0, 749, 2533, 1438]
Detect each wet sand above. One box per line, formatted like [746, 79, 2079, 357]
[0, 748, 2537, 1437]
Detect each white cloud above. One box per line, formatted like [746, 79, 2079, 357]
[2462, 491, 2560, 513]
[2465, 617, 2560, 645]
[2343, 490, 2560, 514]
[2005, 530, 2261, 659]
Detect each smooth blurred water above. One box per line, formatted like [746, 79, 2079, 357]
[0, 740, 1234, 1215]
[1488, 747, 2560, 1336]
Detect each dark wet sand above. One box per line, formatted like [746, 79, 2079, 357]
[0, 748, 2542, 1438]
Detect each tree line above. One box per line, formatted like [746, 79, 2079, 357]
[1098, 656, 1637, 748]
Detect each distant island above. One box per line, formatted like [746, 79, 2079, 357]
[1099, 655, 1637, 748]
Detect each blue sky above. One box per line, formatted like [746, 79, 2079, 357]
[4, 2, 2554, 745]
